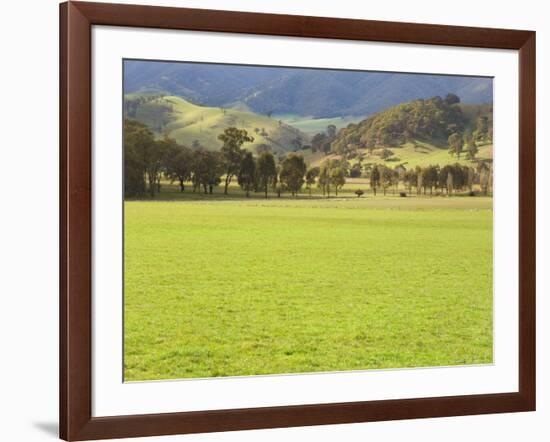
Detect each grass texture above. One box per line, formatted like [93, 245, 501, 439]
[124, 196, 493, 381]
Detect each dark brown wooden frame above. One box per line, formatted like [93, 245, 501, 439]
[60, 1, 536, 440]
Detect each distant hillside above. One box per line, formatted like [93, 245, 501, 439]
[124, 94, 308, 153]
[240, 71, 492, 118]
[331, 95, 493, 152]
[124, 60, 493, 118]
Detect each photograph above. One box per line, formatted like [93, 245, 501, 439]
[1, 0, 543, 440]
[123, 60, 494, 382]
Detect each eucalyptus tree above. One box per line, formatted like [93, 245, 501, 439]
[318, 161, 331, 197]
[164, 141, 192, 192]
[191, 148, 223, 194]
[238, 152, 256, 197]
[448, 132, 464, 159]
[124, 119, 152, 197]
[369, 164, 381, 196]
[466, 135, 479, 160]
[330, 167, 346, 196]
[218, 127, 254, 194]
[256, 151, 277, 199]
[305, 166, 320, 196]
[380, 165, 394, 196]
[280, 154, 307, 196]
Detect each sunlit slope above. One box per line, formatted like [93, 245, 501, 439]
[126, 94, 309, 153]
[303, 141, 492, 169]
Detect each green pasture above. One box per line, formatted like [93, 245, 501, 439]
[276, 113, 362, 136]
[304, 142, 493, 170]
[379, 141, 493, 168]
[130, 95, 307, 153]
[124, 194, 493, 381]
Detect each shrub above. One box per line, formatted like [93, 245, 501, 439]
[380, 148, 394, 160]
[355, 189, 364, 198]
[399, 192, 407, 197]
[349, 165, 362, 178]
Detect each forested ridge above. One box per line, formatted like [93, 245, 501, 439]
[124, 60, 493, 118]
[330, 94, 493, 153]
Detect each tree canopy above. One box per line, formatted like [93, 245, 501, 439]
[331, 95, 469, 151]
[256, 151, 277, 199]
[218, 127, 254, 194]
[280, 154, 307, 196]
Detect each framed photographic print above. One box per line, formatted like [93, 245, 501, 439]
[60, 1, 536, 440]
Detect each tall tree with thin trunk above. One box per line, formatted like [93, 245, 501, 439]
[191, 148, 223, 194]
[330, 167, 346, 196]
[370, 164, 380, 196]
[305, 167, 320, 196]
[238, 152, 256, 197]
[164, 141, 192, 192]
[466, 134, 479, 160]
[318, 161, 332, 197]
[448, 132, 464, 159]
[256, 151, 277, 199]
[279, 154, 307, 197]
[124, 119, 153, 197]
[218, 127, 254, 194]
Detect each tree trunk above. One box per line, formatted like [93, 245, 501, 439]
[179, 178, 185, 192]
[209, 185, 213, 194]
[148, 175, 155, 197]
[265, 185, 268, 199]
[224, 174, 231, 194]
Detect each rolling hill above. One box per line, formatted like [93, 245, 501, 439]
[301, 96, 493, 170]
[125, 94, 309, 153]
[330, 96, 493, 150]
[124, 93, 493, 171]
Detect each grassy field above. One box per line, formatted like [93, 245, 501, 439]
[128, 95, 308, 153]
[124, 193, 493, 381]
[302, 142, 493, 170]
[276, 113, 362, 136]
[377, 141, 493, 168]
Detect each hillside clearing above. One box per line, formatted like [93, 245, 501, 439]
[302, 141, 493, 170]
[126, 95, 308, 153]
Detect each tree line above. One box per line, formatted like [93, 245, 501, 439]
[125, 119, 492, 199]
[368, 162, 493, 197]
[125, 120, 313, 198]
